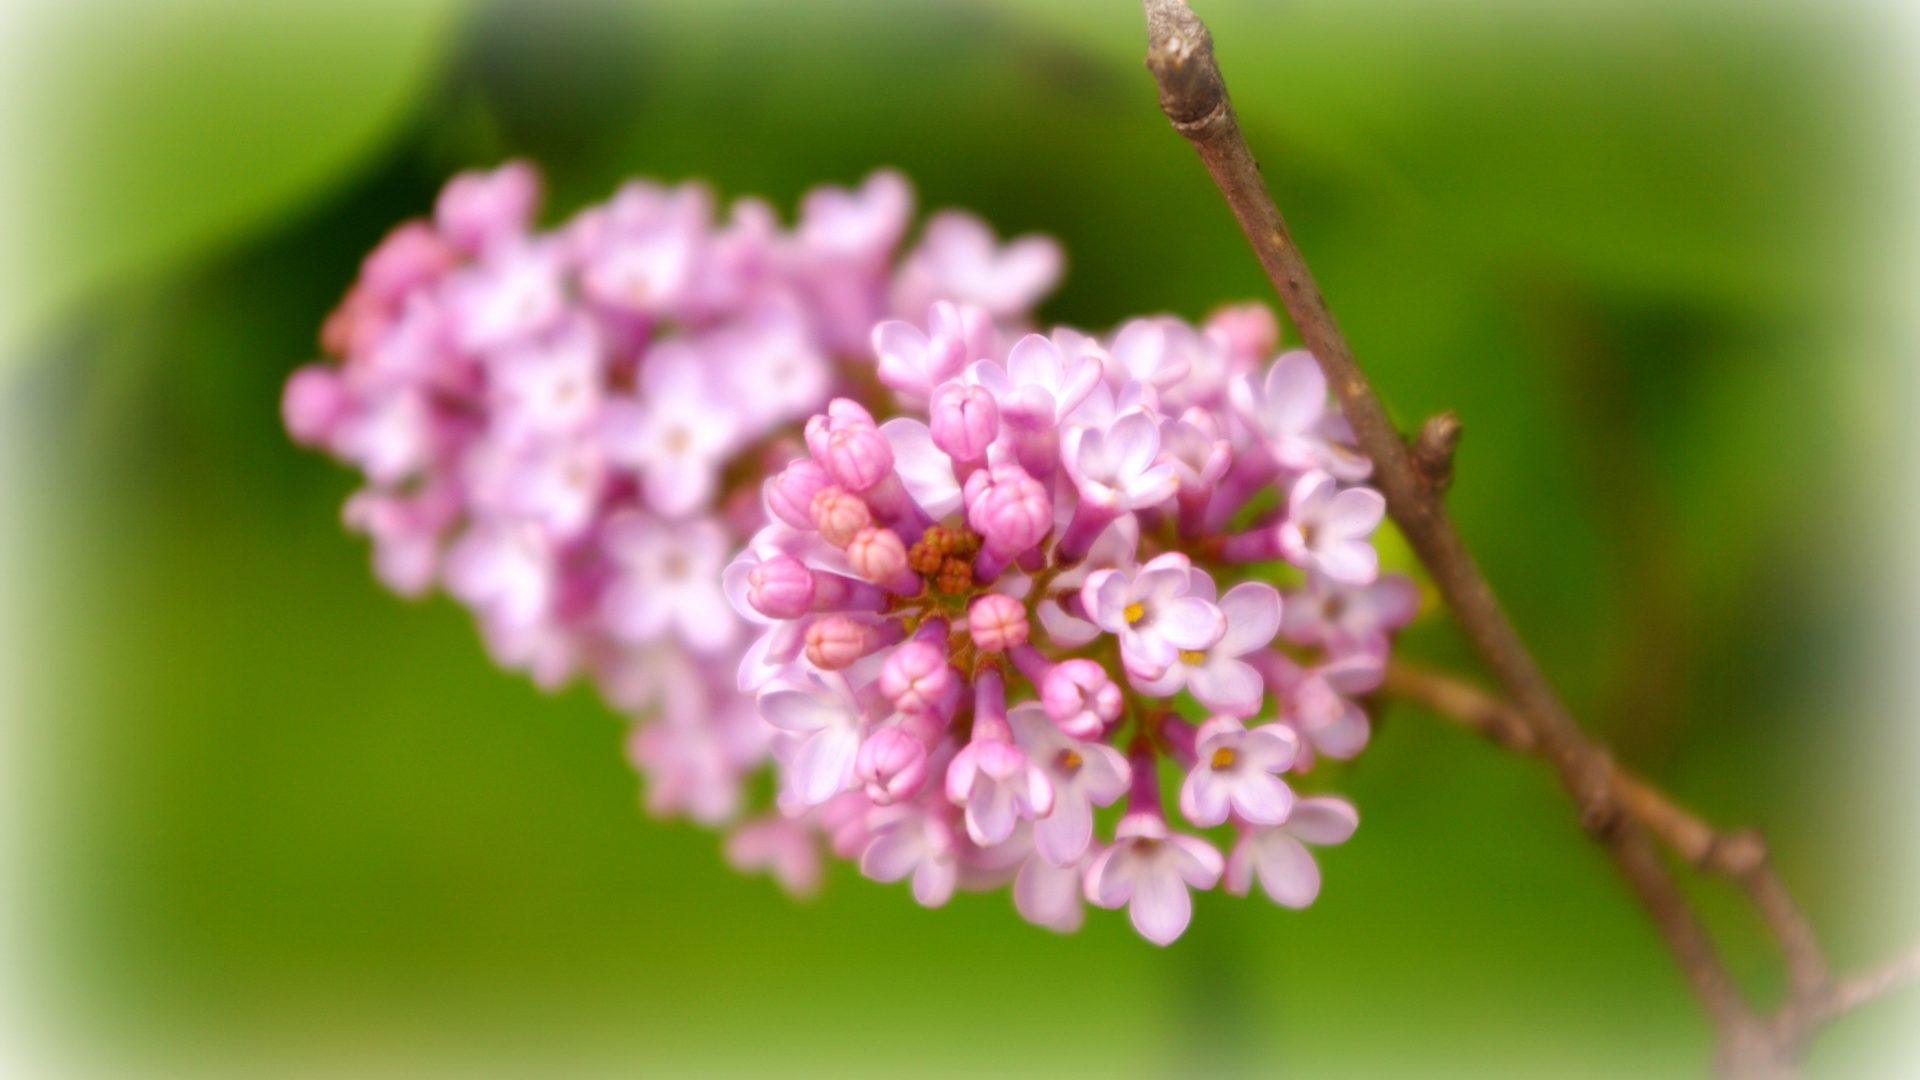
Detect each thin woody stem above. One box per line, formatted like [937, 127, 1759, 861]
[1139, 0, 1766, 1061]
[1382, 659, 1918, 1059]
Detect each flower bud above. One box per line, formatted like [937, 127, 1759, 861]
[435, 160, 541, 254]
[929, 382, 998, 463]
[879, 640, 952, 716]
[1042, 659, 1123, 739]
[856, 727, 929, 805]
[967, 594, 1028, 653]
[810, 485, 872, 547]
[1203, 301, 1279, 364]
[847, 527, 909, 585]
[804, 397, 877, 461]
[966, 465, 1051, 558]
[282, 365, 348, 446]
[746, 554, 815, 620]
[766, 459, 832, 530]
[826, 425, 894, 492]
[804, 615, 870, 670]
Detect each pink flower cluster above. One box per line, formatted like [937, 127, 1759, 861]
[729, 304, 1414, 943]
[285, 161, 1416, 944]
[281, 162, 1060, 844]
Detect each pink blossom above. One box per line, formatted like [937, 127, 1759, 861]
[1085, 811, 1223, 946]
[1009, 704, 1129, 865]
[892, 211, 1062, 319]
[1083, 553, 1226, 680]
[758, 672, 869, 805]
[1179, 717, 1298, 828]
[1226, 796, 1358, 908]
[602, 343, 741, 517]
[725, 815, 823, 898]
[860, 804, 960, 908]
[1281, 572, 1420, 657]
[602, 514, 737, 653]
[1276, 470, 1386, 585]
[1136, 579, 1281, 717]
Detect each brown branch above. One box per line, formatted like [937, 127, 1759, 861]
[1383, 660, 1917, 1065]
[1139, 0, 1765, 1062]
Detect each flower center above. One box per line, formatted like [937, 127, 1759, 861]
[1123, 602, 1146, 624]
[1055, 748, 1083, 775]
[665, 427, 692, 454]
[1178, 649, 1205, 665]
[1210, 746, 1237, 770]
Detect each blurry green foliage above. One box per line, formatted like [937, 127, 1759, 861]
[8, 0, 1911, 1075]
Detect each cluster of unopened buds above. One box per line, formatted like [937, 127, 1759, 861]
[285, 161, 1416, 945]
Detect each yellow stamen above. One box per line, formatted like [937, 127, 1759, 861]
[1057, 749, 1083, 773]
[1210, 747, 1237, 769]
[1178, 650, 1206, 665]
[1123, 602, 1146, 624]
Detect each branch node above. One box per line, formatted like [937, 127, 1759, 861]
[1411, 410, 1463, 493]
[1708, 828, 1769, 878]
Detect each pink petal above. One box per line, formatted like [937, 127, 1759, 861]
[1324, 486, 1386, 539]
[1015, 855, 1084, 932]
[1216, 582, 1283, 657]
[1314, 540, 1379, 586]
[1288, 796, 1360, 846]
[1085, 846, 1137, 908]
[1128, 866, 1193, 946]
[1156, 596, 1228, 652]
[1035, 791, 1093, 866]
[791, 727, 860, 805]
[860, 827, 919, 883]
[1311, 702, 1372, 759]
[1187, 657, 1265, 718]
[967, 780, 1018, 846]
[1262, 350, 1327, 435]
[1179, 767, 1233, 828]
[880, 418, 962, 518]
[1229, 773, 1295, 826]
[1167, 833, 1225, 888]
[1252, 832, 1321, 908]
[912, 857, 958, 908]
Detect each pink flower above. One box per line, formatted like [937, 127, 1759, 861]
[1009, 704, 1129, 865]
[1015, 848, 1092, 933]
[602, 343, 741, 517]
[1039, 659, 1124, 739]
[860, 804, 960, 908]
[1179, 717, 1298, 828]
[1282, 572, 1420, 657]
[944, 672, 1053, 846]
[1276, 470, 1386, 585]
[602, 514, 737, 653]
[1085, 812, 1223, 946]
[893, 211, 1062, 320]
[1062, 409, 1180, 513]
[1136, 579, 1281, 717]
[726, 815, 823, 898]
[435, 160, 541, 254]
[1083, 553, 1226, 680]
[758, 672, 870, 805]
[1226, 796, 1358, 908]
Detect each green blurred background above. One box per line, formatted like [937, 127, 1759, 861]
[4, 0, 1915, 1074]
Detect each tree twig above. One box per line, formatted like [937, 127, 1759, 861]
[1382, 659, 1917, 1064]
[1138, 1, 1909, 1070]
[1139, 0, 1765, 1064]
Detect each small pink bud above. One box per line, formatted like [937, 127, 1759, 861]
[966, 464, 1051, 558]
[282, 365, 348, 446]
[826, 425, 894, 492]
[804, 397, 877, 461]
[435, 160, 541, 254]
[746, 554, 815, 620]
[967, 594, 1028, 653]
[856, 727, 929, 805]
[360, 220, 459, 303]
[767, 459, 832, 530]
[810, 486, 873, 547]
[847, 527, 908, 584]
[1042, 659, 1123, 739]
[929, 382, 998, 463]
[804, 615, 871, 670]
[880, 641, 953, 716]
[1204, 301, 1279, 363]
